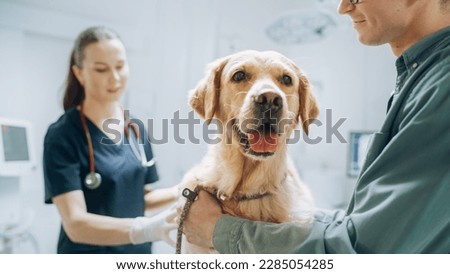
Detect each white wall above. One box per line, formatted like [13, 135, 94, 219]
[0, 0, 396, 253]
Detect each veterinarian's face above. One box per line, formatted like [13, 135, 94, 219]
[338, 0, 417, 47]
[219, 51, 302, 157]
[73, 38, 129, 103]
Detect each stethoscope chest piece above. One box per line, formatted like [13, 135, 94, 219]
[85, 171, 102, 190]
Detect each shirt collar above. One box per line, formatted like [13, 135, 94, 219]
[396, 25, 450, 73]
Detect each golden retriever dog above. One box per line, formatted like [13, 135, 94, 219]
[179, 50, 319, 253]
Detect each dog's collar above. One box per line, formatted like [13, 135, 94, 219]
[228, 191, 272, 201]
[197, 173, 287, 202]
[199, 185, 272, 202]
[205, 185, 292, 202]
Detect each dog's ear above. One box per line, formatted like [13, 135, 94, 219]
[297, 71, 319, 135]
[189, 57, 229, 123]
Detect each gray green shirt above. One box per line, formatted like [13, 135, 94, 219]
[213, 26, 450, 254]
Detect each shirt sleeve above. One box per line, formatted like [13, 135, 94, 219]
[43, 130, 82, 204]
[213, 210, 356, 254]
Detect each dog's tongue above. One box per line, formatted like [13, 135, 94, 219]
[248, 131, 278, 153]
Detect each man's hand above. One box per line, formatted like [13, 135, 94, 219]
[183, 190, 222, 248]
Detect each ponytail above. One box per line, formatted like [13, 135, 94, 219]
[63, 50, 85, 111]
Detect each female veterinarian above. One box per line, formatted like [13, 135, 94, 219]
[43, 26, 177, 253]
[182, 0, 450, 253]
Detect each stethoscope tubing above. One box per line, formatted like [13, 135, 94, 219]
[79, 105, 154, 189]
[79, 104, 96, 173]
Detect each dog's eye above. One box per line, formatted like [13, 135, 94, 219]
[281, 75, 293, 86]
[232, 71, 247, 82]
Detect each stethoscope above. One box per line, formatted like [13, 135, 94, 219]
[79, 105, 155, 189]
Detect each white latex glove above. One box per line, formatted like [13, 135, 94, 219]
[129, 204, 178, 247]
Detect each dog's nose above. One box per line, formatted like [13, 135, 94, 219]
[254, 92, 282, 113]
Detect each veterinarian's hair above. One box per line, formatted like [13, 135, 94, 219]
[63, 26, 123, 111]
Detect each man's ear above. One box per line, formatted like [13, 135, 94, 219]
[188, 57, 229, 123]
[72, 65, 85, 86]
[297, 70, 319, 135]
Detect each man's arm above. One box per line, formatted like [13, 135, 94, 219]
[183, 190, 357, 253]
[213, 209, 357, 254]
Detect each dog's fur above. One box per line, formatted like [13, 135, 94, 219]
[180, 50, 319, 253]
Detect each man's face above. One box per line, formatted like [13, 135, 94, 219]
[338, 0, 420, 49]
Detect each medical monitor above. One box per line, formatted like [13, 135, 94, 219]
[0, 118, 36, 176]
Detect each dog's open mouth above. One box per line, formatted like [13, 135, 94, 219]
[233, 121, 279, 157]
